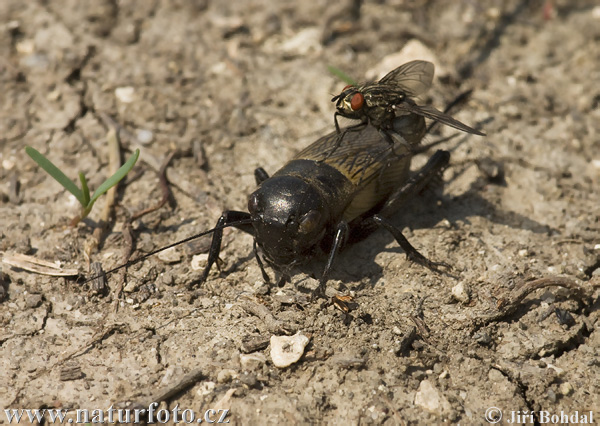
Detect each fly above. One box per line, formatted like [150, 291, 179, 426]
[330, 60, 485, 155]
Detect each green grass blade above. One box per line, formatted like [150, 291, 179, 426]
[79, 172, 90, 206]
[327, 65, 357, 86]
[88, 149, 140, 206]
[25, 146, 85, 206]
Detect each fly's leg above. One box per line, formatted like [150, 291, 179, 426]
[371, 215, 450, 272]
[322, 120, 368, 161]
[199, 210, 254, 285]
[254, 167, 270, 185]
[312, 221, 349, 300]
[334, 112, 343, 134]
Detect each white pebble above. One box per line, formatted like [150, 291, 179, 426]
[452, 282, 471, 303]
[115, 86, 135, 103]
[136, 129, 154, 145]
[270, 332, 309, 368]
[2, 158, 15, 170]
[16, 39, 35, 55]
[191, 253, 209, 271]
[559, 382, 573, 396]
[414, 380, 452, 414]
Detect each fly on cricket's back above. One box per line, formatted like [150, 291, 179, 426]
[331, 60, 485, 144]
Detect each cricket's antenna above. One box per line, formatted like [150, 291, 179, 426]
[83, 218, 253, 283]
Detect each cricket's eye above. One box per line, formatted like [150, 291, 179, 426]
[350, 92, 364, 111]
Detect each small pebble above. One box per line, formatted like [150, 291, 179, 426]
[123, 280, 138, 293]
[270, 332, 309, 368]
[2, 159, 15, 170]
[546, 363, 565, 377]
[414, 380, 452, 415]
[451, 282, 471, 304]
[239, 371, 258, 388]
[136, 129, 154, 145]
[191, 253, 209, 271]
[16, 39, 35, 54]
[197, 381, 215, 396]
[499, 103, 521, 118]
[115, 86, 135, 103]
[157, 247, 181, 264]
[559, 382, 573, 396]
[240, 352, 267, 371]
[216, 369, 237, 384]
[25, 294, 43, 309]
[280, 28, 321, 56]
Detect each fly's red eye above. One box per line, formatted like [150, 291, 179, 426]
[342, 84, 353, 91]
[350, 92, 364, 111]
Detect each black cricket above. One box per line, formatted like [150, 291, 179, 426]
[90, 88, 483, 299]
[331, 60, 485, 151]
[93, 114, 454, 299]
[202, 116, 453, 300]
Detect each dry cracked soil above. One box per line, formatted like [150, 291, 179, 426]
[0, 0, 599, 425]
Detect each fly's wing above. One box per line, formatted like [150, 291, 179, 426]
[396, 102, 485, 136]
[378, 60, 434, 97]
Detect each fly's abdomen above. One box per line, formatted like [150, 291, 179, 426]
[392, 113, 426, 147]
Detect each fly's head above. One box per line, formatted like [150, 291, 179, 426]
[332, 85, 366, 120]
[248, 176, 329, 267]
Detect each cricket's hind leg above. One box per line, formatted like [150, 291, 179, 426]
[351, 150, 452, 272]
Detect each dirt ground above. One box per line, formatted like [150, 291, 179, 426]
[1, 0, 599, 424]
